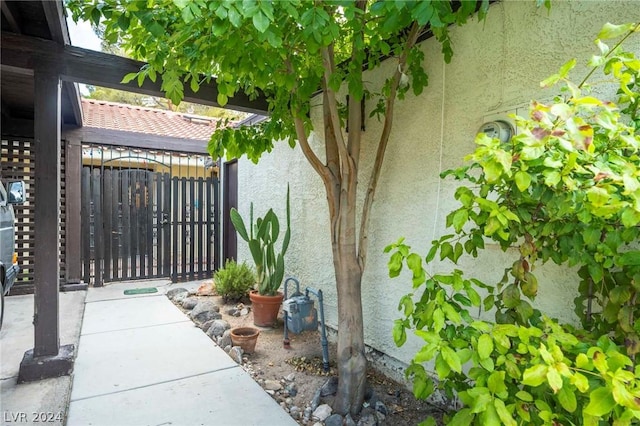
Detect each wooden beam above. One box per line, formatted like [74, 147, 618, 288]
[1, 1, 22, 34]
[41, 0, 69, 45]
[1, 32, 270, 115]
[41, 1, 83, 126]
[1, 117, 35, 138]
[63, 126, 211, 155]
[33, 66, 61, 358]
[62, 81, 83, 126]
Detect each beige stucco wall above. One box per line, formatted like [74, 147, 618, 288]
[236, 1, 640, 367]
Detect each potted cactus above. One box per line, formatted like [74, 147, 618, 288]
[230, 187, 290, 327]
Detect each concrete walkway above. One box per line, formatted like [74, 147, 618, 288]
[67, 280, 297, 426]
[1, 290, 85, 425]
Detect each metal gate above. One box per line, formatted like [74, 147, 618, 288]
[81, 166, 219, 285]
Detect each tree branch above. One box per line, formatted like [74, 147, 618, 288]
[321, 44, 355, 178]
[358, 22, 422, 269]
[294, 117, 328, 180]
[346, 0, 367, 167]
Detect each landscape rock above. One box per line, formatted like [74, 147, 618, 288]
[375, 401, 388, 416]
[285, 382, 298, 397]
[200, 320, 215, 331]
[325, 414, 343, 426]
[181, 297, 198, 310]
[357, 408, 378, 426]
[196, 282, 216, 295]
[303, 407, 313, 422]
[366, 392, 379, 410]
[226, 307, 240, 316]
[173, 292, 188, 304]
[320, 376, 339, 397]
[312, 423, 323, 426]
[240, 307, 250, 316]
[312, 404, 332, 422]
[190, 300, 220, 317]
[284, 373, 296, 382]
[264, 379, 282, 391]
[344, 414, 357, 426]
[289, 406, 300, 418]
[166, 287, 188, 300]
[229, 346, 243, 364]
[206, 319, 230, 338]
[223, 345, 231, 353]
[219, 330, 232, 348]
[192, 310, 222, 324]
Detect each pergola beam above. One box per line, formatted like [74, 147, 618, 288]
[1, 31, 270, 115]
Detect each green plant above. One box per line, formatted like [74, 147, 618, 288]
[67, 0, 511, 413]
[214, 260, 256, 302]
[230, 187, 291, 296]
[387, 22, 640, 425]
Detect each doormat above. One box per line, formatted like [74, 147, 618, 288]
[123, 287, 158, 295]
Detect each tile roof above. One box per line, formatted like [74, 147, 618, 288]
[81, 99, 227, 141]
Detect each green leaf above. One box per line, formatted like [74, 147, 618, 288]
[501, 284, 521, 309]
[479, 401, 501, 426]
[494, 398, 516, 426]
[393, 319, 407, 346]
[478, 334, 494, 360]
[217, 92, 228, 107]
[558, 385, 577, 413]
[514, 171, 531, 192]
[558, 58, 577, 78]
[252, 11, 270, 33]
[121, 72, 138, 84]
[522, 364, 548, 387]
[617, 251, 640, 266]
[584, 387, 616, 417]
[598, 22, 635, 40]
[442, 302, 462, 324]
[488, 371, 507, 396]
[452, 209, 468, 232]
[147, 21, 165, 38]
[448, 408, 474, 426]
[515, 391, 533, 402]
[441, 346, 462, 373]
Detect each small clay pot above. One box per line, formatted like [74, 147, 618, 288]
[230, 327, 260, 354]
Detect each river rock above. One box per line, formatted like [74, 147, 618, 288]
[312, 404, 332, 422]
[325, 414, 343, 426]
[166, 287, 188, 300]
[181, 297, 199, 310]
[264, 379, 282, 391]
[229, 346, 243, 363]
[320, 376, 339, 396]
[206, 319, 230, 338]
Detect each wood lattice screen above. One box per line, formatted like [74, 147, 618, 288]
[1, 138, 66, 294]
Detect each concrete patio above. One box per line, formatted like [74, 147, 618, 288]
[1, 280, 297, 426]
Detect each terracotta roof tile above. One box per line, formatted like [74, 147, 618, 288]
[81, 99, 228, 141]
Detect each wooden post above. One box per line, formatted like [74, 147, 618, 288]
[63, 137, 87, 290]
[18, 68, 74, 383]
[33, 69, 61, 357]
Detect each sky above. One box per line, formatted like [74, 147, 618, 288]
[66, 16, 102, 51]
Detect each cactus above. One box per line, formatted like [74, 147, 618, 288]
[230, 186, 290, 296]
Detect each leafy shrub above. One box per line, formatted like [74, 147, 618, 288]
[214, 260, 256, 302]
[388, 22, 640, 425]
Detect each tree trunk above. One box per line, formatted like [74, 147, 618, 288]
[332, 214, 367, 415]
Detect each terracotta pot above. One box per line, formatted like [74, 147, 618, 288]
[230, 327, 260, 354]
[249, 290, 284, 327]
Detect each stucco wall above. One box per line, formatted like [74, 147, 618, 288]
[235, 1, 640, 367]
